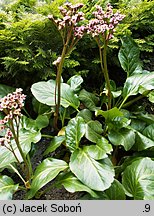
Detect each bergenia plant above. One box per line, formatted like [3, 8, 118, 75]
[48, 2, 86, 129]
[87, 3, 125, 109]
[1, 2, 154, 200]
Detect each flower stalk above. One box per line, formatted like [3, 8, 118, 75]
[0, 88, 31, 186]
[48, 2, 86, 129]
[87, 3, 125, 110]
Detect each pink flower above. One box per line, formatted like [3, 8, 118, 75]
[53, 57, 61, 66]
[87, 3, 125, 40]
[48, 2, 86, 39]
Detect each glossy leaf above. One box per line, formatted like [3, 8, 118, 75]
[61, 83, 80, 109]
[70, 149, 114, 191]
[118, 36, 142, 76]
[0, 129, 41, 169]
[98, 179, 126, 200]
[84, 137, 112, 160]
[22, 115, 49, 131]
[67, 75, 83, 92]
[85, 120, 103, 143]
[108, 128, 135, 151]
[31, 80, 79, 109]
[77, 109, 92, 123]
[65, 116, 86, 152]
[123, 72, 154, 98]
[58, 173, 98, 198]
[43, 136, 65, 156]
[143, 124, 154, 141]
[0, 175, 18, 200]
[122, 158, 154, 199]
[137, 113, 154, 125]
[31, 80, 56, 106]
[35, 115, 49, 130]
[104, 179, 126, 200]
[79, 89, 100, 111]
[96, 107, 123, 122]
[130, 119, 146, 132]
[27, 158, 68, 199]
[133, 131, 154, 151]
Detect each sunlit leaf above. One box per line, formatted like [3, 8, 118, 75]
[122, 158, 154, 199]
[31, 80, 79, 109]
[85, 120, 103, 143]
[108, 128, 135, 151]
[118, 36, 142, 77]
[0, 175, 18, 200]
[67, 75, 83, 92]
[27, 158, 68, 199]
[58, 173, 98, 198]
[84, 137, 112, 160]
[70, 149, 114, 191]
[123, 72, 154, 98]
[65, 116, 86, 152]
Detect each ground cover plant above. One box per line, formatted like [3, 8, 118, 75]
[0, 1, 154, 200]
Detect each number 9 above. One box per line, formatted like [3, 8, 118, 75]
[145, 204, 150, 212]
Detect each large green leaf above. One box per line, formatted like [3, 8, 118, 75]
[31, 80, 79, 109]
[96, 107, 123, 122]
[130, 119, 146, 132]
[58, 173, 98, 198]
[123, 72, 154, 98]
[143, 124, 154, 141]
[35, 115, 49, 130]
[43, 136, 65, 156]
[61, 83, 80, 109]
[108, 128, 135, 151]
[69, 149, 114, 191]
[0, 175, 18, 200]
[67, 75, 83, 92]
[79, 89, 100, 111]
[65, 116, 86, 152]
[27, 158, 68, 199]
[22, 115, 49, 131]
[103, 179, 126, 200]
[84, 137, 112, 160]
[0, 84, 15, 98]
[85, 120, 103, 143]
[0, 129, 41, 169]
[137, 113, 154, 125]
[95, 179, 126, 200]
[133, 131, 154, 151]
[77, 109, 92, 123]
[122, 158, 154, 199]
[118, 36, 142, 77]
[97, 108, 131, 130]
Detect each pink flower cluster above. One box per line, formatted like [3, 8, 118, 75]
[48, 2, 86, 39]
[0, 129, 12, 146]
[87, 3, 125, 39]
[0, 88, 26, 146]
